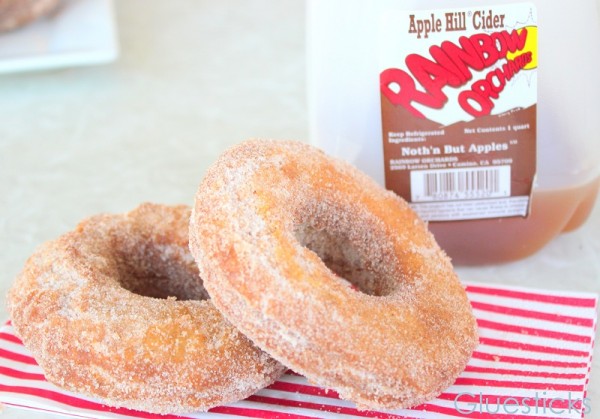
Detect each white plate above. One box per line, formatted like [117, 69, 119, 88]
[0, 0, 118, 74]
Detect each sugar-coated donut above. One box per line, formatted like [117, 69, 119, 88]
[189, 140, 478, 410]
[0, 0, 58, 32]
[7, 203, 285, 414]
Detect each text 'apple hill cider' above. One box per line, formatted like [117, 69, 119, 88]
[307, 0, 600, 264]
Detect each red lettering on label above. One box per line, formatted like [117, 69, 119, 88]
[458, 51, 532, 117]
[381, 28, 529, 118]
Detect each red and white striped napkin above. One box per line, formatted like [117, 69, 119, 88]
[0, 282, 597, 419]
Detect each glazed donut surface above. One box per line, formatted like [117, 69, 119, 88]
[7, 203, 285, 414]
[190, 140, 478, 410]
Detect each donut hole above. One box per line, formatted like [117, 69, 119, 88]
[294, 217, 397, 297]
[113, 239, 209, 301]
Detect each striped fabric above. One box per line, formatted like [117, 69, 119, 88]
[0, 282, 596, 419]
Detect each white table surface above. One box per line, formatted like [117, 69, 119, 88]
[1, 1, 598, 418]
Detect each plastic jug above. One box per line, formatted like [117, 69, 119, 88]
[307, 0, 600, 265]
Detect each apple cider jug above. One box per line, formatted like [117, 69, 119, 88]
[307, 0, 600, 264]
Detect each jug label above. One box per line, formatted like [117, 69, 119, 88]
[379, 3, 537, 221]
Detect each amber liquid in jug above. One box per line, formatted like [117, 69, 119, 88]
[429, 177, 600, 265]
[307, 0, 600, 265]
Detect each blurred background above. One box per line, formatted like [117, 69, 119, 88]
[0, 0, 306, 310]
[0, 1, 598, 418]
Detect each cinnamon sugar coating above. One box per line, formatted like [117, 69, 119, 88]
[7, 203, 285, 414]
[189, 140, 479, 410]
